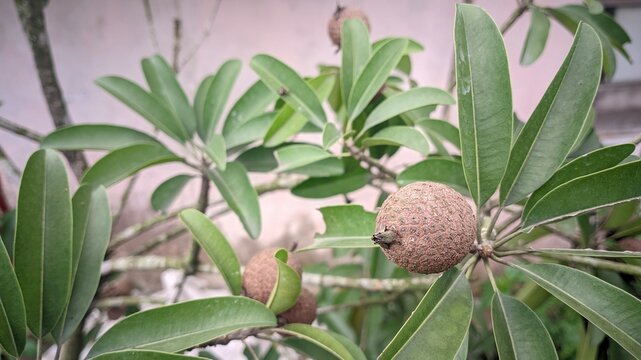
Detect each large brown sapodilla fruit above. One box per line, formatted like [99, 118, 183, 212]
[279, 287, 317, 325]
[242, 248, 302, 304]
[373, 182, 476, 274]
[328, 6, 370, 47]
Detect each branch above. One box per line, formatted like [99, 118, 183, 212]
[345, 143, 397, 179]
[141, 0, 160, 52]
[538, 253, 641, 277]
[316, 292, 404, 314]
[0, 116, 42, 142]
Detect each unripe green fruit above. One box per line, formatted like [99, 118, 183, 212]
[242, 248, 302, 304]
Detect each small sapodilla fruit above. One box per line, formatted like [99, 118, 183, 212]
[279, 287, 317, 325]
[242, 248, 302, 304]
[618, 237, 641, 252]
[328, 5, 370, 47]
[372, 182, 476, 274]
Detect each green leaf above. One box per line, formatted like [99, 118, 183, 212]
[341, 19, 370, 106]
[206, 162, 261, 239]
[92, 350, 207, 360]
[0, 238, 26, 357]
[523, 160, 641, 228]
[222, 81, 277, 136]
[415, 119, 461, 149]
[205, 134, 227, 171]
[41, 124, 159, 151]
[292, 167, 369, 199]
[14, 149, 72, 337]
[520, 7, 551, 66]
[455, 4, 513, 207]
[275, 144, 333, 172]
[360, 87, 454, 136]
[570, 107, 596, 154]
[604, 200, 639, 229]
[225, 113, 275, 150]
[96, 77, 187, 142]
[500, 23, 602, 206]
[279, 324, 358, 360]
[235, 146, 279, 173]
[454, 332, 469, 360]
[322, 123, 341, 150]
[372, 37, 424, 54]
[348, 39, 408, 123]
[512, 263, 641, 356]
[250, 54, 326, 127]
[198, 59, 241, 140]
[82, 144, 179, 187]
[179, 209, 242, 295]
[396, 157, 468, 194]
[491, 293, 558, 360]
[87, 297, 277, 358]
[363, 126, 430, 156]
[142, 56, 196, 139]
[531, 248, 641, 258]
[0, 210, 16, 258]
[524, 144, 634, 220]
[283, 330, 366, 360]
[284, 157, 344, 177]
[151, 175, 193, 213]
[300, 205, 376, 252]
[585, 0, 604, 14]
[53, 185, 111, 343]
[266, 249, 301, 314]
[379, 268, 473, 360]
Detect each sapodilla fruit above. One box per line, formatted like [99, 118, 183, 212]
[328, 5, 370, 47]
[242, 248, 302, 304]
[372, 182, 476, 274]
[279, 288, 317, 325]
[619, 238, 641, 252]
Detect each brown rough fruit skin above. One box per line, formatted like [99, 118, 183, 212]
[279, 288, 317, 325]
[242, 248, 302, 304]
[374, 182, 476, 274]
[328, 6, 370, 47]
[619, 238, 641, 252]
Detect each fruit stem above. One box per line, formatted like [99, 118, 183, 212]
[483, 258, 499, 293]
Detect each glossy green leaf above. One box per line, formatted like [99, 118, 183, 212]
[141, 56, 195, 139]
[151, 175, 193, 213]
[522, 160, 641, 228]
[283, 331, 366, 360]
[360, 87, 454, 136]
[250, 54, 326, 127]
[415, 119, 460, 149]
[292, 167, 369, 199]
[454, 332, 469, 360]
[500, 23, 602, 206]
[206, 162, 261, 239]
[96, 76, 186, 142]
[379, 268, 473, 360]
[0, 210, 15, 258]
[300, 205, 376, 251]
[604, 200, 639, 229]
[396, 157, 468, 194]
[285, 157, 344, 177]
[82, 144, 180, 187]
[87, 297, 277, 358]
[235, 146, 279, 173]
[348, 39, 407, 123]
[372, 37, 424, 54]
[275, 144, 333, 172]
[491, 293, 558, 360]
[266, 249, 301, 314]
[225, 113, 275, 149]
[198, 60, 241, 140]
[53, 185, 111, 343]
[0, 238, 26, 357]
[512, 263, 641, 356]
[524, 144, 634, 220]
[279, 324, 357, 360]
[179, 209, 242, 295]
[455, 4, 513, 207]
[363, 126, 429, 156]
[41, 124, 159, 151]
[92, 350, 207, 360]
[14, 149, 72, 337]
[205, 134, 227, 171]
[322, 123, 341, 150]
[341, 19, 370, 106]
[520, 7, 551, 66]
[222, 81, 277, 136]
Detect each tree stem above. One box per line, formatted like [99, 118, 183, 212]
[0, 116, 43, 142]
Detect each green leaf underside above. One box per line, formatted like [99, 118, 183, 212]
[0, 239, 26, 356]
[87, 297, 276, 358]
[500, 23, 602, 206]
[300, 205, 376, 251]
[363, 126, 430, 156]
[198, 59, 241, 140]
[512, 263, 641, 356]
[41, 124, 159, 151]
[14, 149, 72, 337]
[91, 350, 207, 360]
[322, 123, 341, 149]
[292, 167, 370, 199]
[179, 209, 242, 295]
[206, 162, 261, 239]
[416, 119, 461, 148]
[279, 324, 357, 360]
[523, 160, 641, 228]
[251, 54, 326, 128]
[266, 249, 301, 314]
[205, 134, 227, 171]
[372, 37, 424, 54]
[283, 331, 366, 360]
[151, 175, 193, 213]
[492, 293, 558, 360]
[341, 19, 371, 107]
[455, 4, 513, 207]
[275, 144, 333, 173]
[396, 157, 468, 194]
[521, 8, 551, 66]
[223, 80, 277, 136]
[524, 144, 634, 220]
[82, 144, 180, 187]
[531, 248, 641, 258]
[379, 268, 473, 359]
[225, 113, 275, 149]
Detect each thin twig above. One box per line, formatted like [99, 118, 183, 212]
[0, 116, 43, 142]
[486, 208, 503, 240]
[242, 339, 259, 360]
[630, 132, 641, 146]
[483, 258, 499, 292]
[538, 253, 641, 277]
[142, 0, 160, 52]
[345, 143, 397, 179]
[172, 18, 182, 73]
[113, 174, 139, 227]
[178, 0, 223, 71]
[317, 292, 403, 314]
